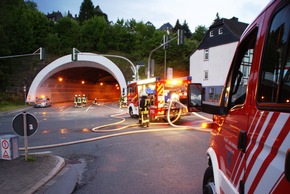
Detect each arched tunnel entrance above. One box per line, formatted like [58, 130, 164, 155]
[27, 53, 127, 104]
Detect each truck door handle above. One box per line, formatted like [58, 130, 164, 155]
[285, 149, 290, 182]
[238, 130, 247, 153]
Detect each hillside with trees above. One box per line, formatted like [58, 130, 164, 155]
[0, 0, 207, 103]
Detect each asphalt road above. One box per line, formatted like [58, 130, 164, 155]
[0, 101, 212, 193]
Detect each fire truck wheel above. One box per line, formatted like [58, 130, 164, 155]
[202, 167, 215, 194]
[129, 108, 134, 117]
[163, 116, 180, 123]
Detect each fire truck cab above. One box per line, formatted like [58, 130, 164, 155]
[188, 0, 290, 193]
[127, 76, 191, 122]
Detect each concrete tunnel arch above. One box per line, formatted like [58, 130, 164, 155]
[27, 53, 127, 103]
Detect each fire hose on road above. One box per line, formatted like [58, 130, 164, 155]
[19, 104, 211, 151]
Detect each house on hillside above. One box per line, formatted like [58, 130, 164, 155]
[159, 22, 173, 31]
[189, 17, 248, 101]
[46, 11, 63, 22]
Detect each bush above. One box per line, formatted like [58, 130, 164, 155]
[0, 92, 24, 107]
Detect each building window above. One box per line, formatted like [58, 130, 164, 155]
[218, 28, 223, 35]
[210, 31, 214, 37]
[204, 70, 208, 80]
[204, 49, 209, 61]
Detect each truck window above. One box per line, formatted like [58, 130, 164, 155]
[258, 4, 290, 106]
[223, 28, 257, 109]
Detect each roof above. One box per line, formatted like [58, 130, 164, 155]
[46, 11, 63, 21]
[197, 17, 248, 50]
[159, 22, 173, 31]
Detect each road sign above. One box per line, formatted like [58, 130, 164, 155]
[1, 139, 11, 159]
[12, 112, 38, 136]
[1, 139, 9, 149]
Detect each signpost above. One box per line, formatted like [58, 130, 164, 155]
[12, 112, 38, 161]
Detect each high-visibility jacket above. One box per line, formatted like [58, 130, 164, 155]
[140, 96, 150, 114]
[82, 96, 87, 103]
[77, 96, 82, 103]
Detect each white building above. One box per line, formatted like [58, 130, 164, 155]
[190, 17, 248, 101]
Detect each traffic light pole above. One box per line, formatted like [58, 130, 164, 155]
[147, 36, 177, 79]
[0, 47, 45, 60]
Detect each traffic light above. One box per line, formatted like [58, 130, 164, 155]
[163, 35, 170, 49]
[72, 48, 79, 61]
[177, 29, 184, 45]
[40, 47, 45, 60]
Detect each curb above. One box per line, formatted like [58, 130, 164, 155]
[24, 156, 65, 194]
[35, 159, 79, 194]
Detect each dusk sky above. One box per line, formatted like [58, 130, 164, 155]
[32, 0, 271, 30]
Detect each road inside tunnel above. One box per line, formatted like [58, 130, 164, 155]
[45, 67, 121, 103]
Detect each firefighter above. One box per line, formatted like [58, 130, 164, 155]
[93, 98, 98, 105]
[77, 95, 82, 108]
[82, 94, 87, 107]
[139, 93, 150, 127]
[74, 95, 78, 107]
[119, 94, 125, 108]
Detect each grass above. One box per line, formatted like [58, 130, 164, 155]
[0, 92, 27, 112]
[27, 155, 37, 162]
[0, 102, 27, 112]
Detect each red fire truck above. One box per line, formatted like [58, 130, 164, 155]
[187, 0, 290, 193]
[127, 76, 191, 122]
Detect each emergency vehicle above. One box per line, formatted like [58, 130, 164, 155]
[187, 0, 290, 193]
[127, 76, 191, 122]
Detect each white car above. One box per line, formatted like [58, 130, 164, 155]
[34, 98, 52, 108]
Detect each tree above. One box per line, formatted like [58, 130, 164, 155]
[78, 0, 95, 24]
[213, 12, 221, 24]
[173, 19, 182, 33]
[192, 25, 208, 42]
[0, 0, 52, 91]
[25, 0, 38, 11]
[95, 5, 108, 23]
[81, 16, 109, 52]
[181, 20, 192, 39]
[54, 17, 81, 54]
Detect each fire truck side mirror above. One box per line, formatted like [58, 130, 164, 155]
[187, 83, 223, 115]
[187, 83, 202, 112]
